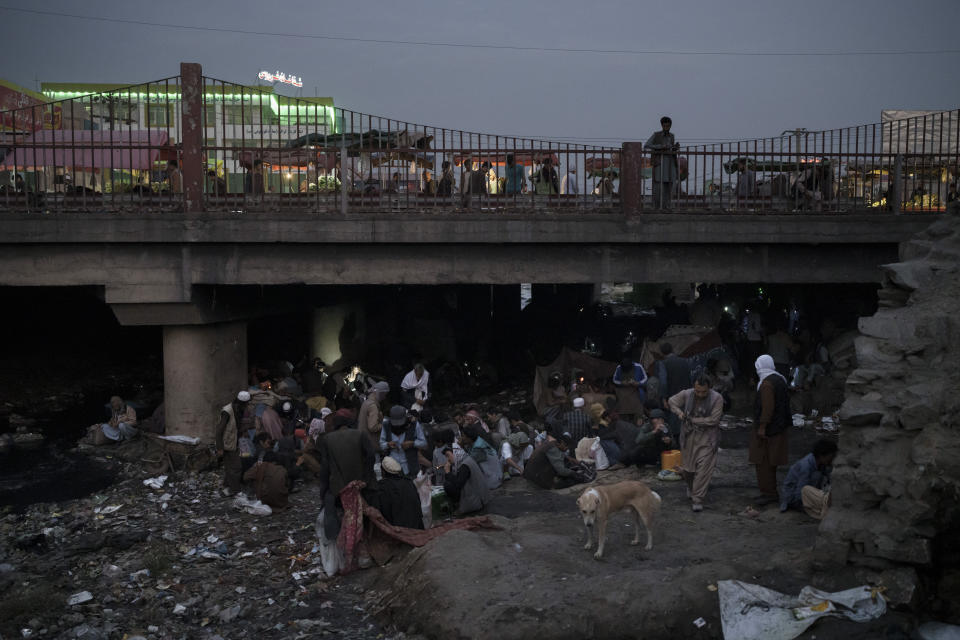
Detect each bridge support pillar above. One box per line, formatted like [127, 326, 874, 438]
[162, 321, 247, 443]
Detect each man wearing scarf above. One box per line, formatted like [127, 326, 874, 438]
[400, 363, 430, 410]
[750, 354, 792, 505]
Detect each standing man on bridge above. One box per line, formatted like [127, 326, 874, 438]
[645, 116, 680, 210]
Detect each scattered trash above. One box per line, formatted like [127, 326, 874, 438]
[143, 475, 168, 489]
[916, 621, 960, 640]
[718, 580, 886, 640]
[707, 584, 718, 592]
[719, 414, 751, 431]
[158, 435, 201, 445]
[233, 493, 272, 516]
[693, 617, 706, 628]
[173, 603, 187, 615]
[657, 469, 683, 482]
[93, 505, 122, 515]
[67, 591, 94, 606]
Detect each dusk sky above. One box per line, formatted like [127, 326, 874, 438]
[3, 0, 959, 144]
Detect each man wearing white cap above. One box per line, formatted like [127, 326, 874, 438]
[358, 380, 390, 446]
[561, 397, 593, 444]
[216, 390, 252, 496]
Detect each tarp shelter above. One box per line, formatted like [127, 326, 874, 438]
[585, 153, 625, 175]
[453, 151, 559, 167]
[285, 129, 433, 151]
[532, 347, 618, 415]
[722, 157, 831, 174]
[237, 148, 337, 170]
[369, 151, 435, 169]
[881, 109, 959, 157]
[0, 129, 170, 171]
[639, 325, 736, 384]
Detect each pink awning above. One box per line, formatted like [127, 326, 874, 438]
[0, 129, 170, 171]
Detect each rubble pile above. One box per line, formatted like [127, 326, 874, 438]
[0, 471, 391, 639]
[815, 216, 960, 618]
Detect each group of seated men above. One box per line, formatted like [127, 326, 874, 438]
[210, 352, 836, 534]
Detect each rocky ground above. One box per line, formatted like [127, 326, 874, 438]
[1, 420, 923, 640]
[0, 454, 396, 640]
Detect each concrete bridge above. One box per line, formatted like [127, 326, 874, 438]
[0, 61, 951, 442]
[0, 209, 937, 442]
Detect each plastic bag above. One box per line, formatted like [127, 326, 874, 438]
[232, 493, 272, 517]
[589, 439, 610, 470]
[314, 508, 345, 577]
[718, 580, 886, 640]
[414, 471, 433, 529]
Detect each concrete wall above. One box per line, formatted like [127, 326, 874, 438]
[162, 322, 247, 443]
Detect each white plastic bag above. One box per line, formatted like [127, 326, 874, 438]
[232, 493, 272, 517]
[414, 471, 433, 529]
[589, 439, 610, 470]
[314, 509, 344, 577]
[718, 580, 886, 640]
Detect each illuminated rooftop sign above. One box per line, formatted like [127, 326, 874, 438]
[258, 70, 303, 88]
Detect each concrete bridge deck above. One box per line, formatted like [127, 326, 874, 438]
[0, 212, 939, 313]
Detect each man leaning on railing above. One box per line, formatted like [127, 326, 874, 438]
[645, 116, 679, 210]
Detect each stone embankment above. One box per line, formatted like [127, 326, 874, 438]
[817, 215, 960, 619]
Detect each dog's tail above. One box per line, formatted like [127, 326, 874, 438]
[651, 490, 662, 512]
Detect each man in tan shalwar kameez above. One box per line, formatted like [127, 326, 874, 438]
[668, 377, 724, 512]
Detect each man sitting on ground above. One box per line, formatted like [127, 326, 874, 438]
[523, 431, 595, 490]
[589, 403, 623, 466]
[441, 440, 492, 515]
[99, 395, 139, 443]
[500, 431, 533, 478]
[380, 405, 427, 477]
[620, 409, 673, 467]
[459, 424, 502, 490]
[780, 439, 837, 520]
[561, 397, 593, 445]
[486, 406, 512, 442]
[242, 451, 289, 510]
[374, 456, 425, 529]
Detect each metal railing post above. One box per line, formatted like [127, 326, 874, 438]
[892, 153, 904, 214]
[620, 141, 644, 214]
[340, 131, 348, 215]
[180, 62, 204, 214]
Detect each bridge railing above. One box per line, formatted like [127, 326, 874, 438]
[0, 76, 185, 213]
[197, 75, 622, 214]
[0, 62, 956, 215]
[668, 111, 960, 213]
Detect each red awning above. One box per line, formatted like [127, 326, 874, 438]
[0, 129, 170, 171]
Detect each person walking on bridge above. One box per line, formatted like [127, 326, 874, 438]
[645, 116, 679, 210]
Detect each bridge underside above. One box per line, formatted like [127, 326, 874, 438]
[0, 211, 935, 317]
[0, 210, 934, 442]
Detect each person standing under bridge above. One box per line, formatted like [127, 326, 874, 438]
[645, 116, 679, 210]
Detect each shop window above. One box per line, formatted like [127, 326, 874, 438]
[147, 104, 173, 128]
[223, 105, 254, 125]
